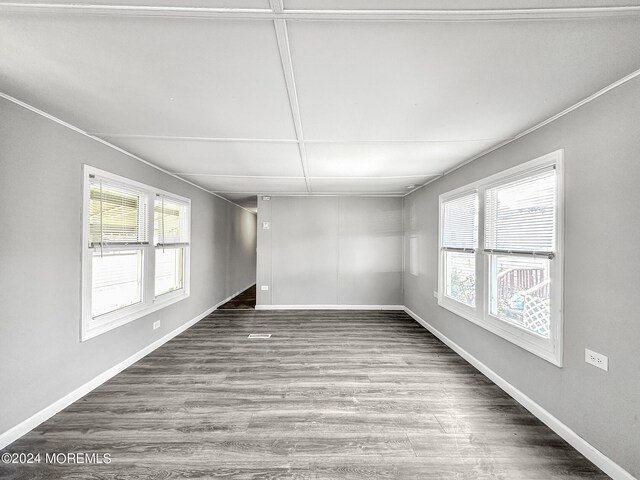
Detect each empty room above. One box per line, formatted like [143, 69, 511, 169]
[1, 1, 639, 478]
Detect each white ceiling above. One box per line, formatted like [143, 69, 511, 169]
[1, 1, 640, 211]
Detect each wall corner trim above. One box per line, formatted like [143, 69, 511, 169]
[255, 305, 405, 310]
[0, 283, 255, 451]
[403, 66, 640, 198]
[403, 306, 636, 480]
[0, 92, 253, 214]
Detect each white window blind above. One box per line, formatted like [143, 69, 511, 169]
[154, 195, 190, 247]
[87, 176, 148, 319]
[154, 195, 189, 297]
[442, 192, 478, 251]
[89, 177, 148, 247]
[485, 167, 556, 255]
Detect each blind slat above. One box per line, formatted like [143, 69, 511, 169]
[89, 179, 148, 246]
[442, 192, 478, 249]
[485, 169, 556, 252]
[155, 196, 190, 246]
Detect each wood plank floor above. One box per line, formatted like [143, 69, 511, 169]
[218, 285, 256, 310]
[1, 310, 608, 479]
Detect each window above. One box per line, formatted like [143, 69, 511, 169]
[438, 151, 563, 366]
[485, 168, 556, 338]
[441, 191, 478, 308]
[154, 196, 189, 297]
[82, 166, 190, 340]
[88, 179, 148, 319]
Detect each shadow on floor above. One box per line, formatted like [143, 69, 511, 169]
[218, 284, 256, 310]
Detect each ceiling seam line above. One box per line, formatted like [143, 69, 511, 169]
[213, 193, 406, 197]
[3, 3, 640, 20]
[270, 0, 311, 193]
[177, 174, 443, 179]
[180, 175, 307, 179]
[87, 135, 512, 144]
[0, 91, 255, 214]
[89, 134, 299, 143]
[301, 138, 513, 144]
[403, 66, 640, 198]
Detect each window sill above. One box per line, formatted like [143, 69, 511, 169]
[437, 296, 562, 367]
[81, 290, 189, 341]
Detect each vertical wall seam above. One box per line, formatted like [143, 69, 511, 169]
[269, 198, 273, 305]
[401, 196, 405, 302]
[336, 196, 341, 305]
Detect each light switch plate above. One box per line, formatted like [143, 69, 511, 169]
[153, 320, 161, 330]
[261, 285, 269, 291]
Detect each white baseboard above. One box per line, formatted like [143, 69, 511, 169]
[403, 306, 635, 480]
[255, 304, 405, 310]
[0, 283, 254, 451]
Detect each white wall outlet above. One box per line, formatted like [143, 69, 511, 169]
[262, 196, 271, 201]
[585, 348, 608, 371]
[153, 320, 161, 330]
[262, 221, 270, 230]
[433, 291, 438, 298]
[261, 285, 269, 291]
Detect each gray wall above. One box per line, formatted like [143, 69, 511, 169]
[257, 195, 403, 306]
[0, 98, 257, 435]
[404, 77, 640, 476]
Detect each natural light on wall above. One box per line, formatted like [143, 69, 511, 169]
[81, 166, 191, 341]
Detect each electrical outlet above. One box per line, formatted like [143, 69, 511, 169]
[261, 285, 269, 291]
[262, 221, 270, 230]
[153, 320, 161, 330]
[585, 348, 608, 371]
[262, 196, 271, 201]
[433, 291, 438, 298]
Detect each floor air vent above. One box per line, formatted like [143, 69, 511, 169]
[247, 334, 271, 339]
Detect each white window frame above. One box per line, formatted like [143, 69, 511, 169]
[438, 189, 479, 317]
[437, 150, 564, 366]
[81, 165, 191, 341]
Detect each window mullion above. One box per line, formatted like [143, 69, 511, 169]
[145, 189, 156, 306]
[476, 186, 486, 318]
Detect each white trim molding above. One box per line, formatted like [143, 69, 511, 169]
[255, 304, 405, 310]
[2, 3, 640, 21]
[0, 92, 255, 215]
[403, 306, 636, 480]
[0, 283, 254, 451]
[406, 67, 640, 197]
